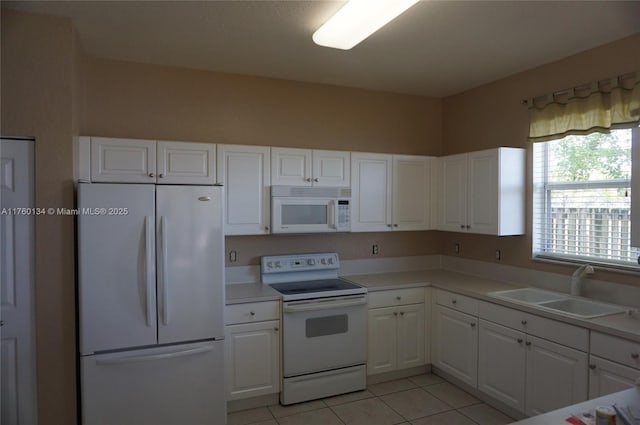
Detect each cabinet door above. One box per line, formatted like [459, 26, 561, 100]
[351, 153, 393, 232]
[588, 356, 639, 398]
[438, 154, 468, 232]
[312, 150, 350, 187]
[393, 155, 432, 231]
[397, 303, 425, 370]
[467, 150, 499, 234]
[225, 321, 280, 400]
[217, 145, 271, 235]
[525, 335, 588, 417]
[632, 127, 639, 247]
[478, 320, 526, 412]
[432, 305, 478, 387]
[367, 307, 397, 375]
[156, 141, 216, 184]
[271, 147, 312, 186]
[90, 137, 156, 183]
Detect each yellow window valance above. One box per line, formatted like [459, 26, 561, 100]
[528, 71, 640, 142]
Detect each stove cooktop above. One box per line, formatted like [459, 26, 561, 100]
[269, 278, 367, 301]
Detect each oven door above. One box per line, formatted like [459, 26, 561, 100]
[271, 197, 336, 233]
[282, 294, 366, 377]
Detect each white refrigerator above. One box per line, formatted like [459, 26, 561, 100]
[77, 183, 225, 425]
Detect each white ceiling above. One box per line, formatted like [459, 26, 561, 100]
[5, 1, 640, 97]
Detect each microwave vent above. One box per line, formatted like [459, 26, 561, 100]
[271, 186, 351, 198]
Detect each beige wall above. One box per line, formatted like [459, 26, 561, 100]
[1, 8, 78, 425]
[442, 33, 640, 286]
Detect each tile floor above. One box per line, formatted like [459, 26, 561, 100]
[227, 373, 515, 425]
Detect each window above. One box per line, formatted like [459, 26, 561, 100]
[533, 128, 640, 270]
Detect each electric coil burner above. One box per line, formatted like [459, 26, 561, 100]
[262, 253, 367, 405]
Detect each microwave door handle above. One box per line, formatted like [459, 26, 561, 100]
[328, 200, 336, 229]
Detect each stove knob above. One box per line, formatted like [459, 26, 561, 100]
[275, 261, 281, 268]
[321, 258, 327, 265]
[328, 257, 334, 265]
[307, 259, 315, 266]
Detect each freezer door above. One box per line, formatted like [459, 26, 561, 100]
[156, 185, 224, 343]
[78, 184, 157, 354]
[81, 341, 225, 425]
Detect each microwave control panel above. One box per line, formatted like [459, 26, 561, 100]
[336, 199, 351, 231]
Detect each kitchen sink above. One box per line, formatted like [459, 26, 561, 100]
[489, 288, 567, 304]
[488, 288, 627, 319]
[536, 298, 627, 319]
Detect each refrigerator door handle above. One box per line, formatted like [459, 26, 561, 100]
[145, 215, 156, 327]
[95, 345, 213, 366]
[161, 216, 170, 325]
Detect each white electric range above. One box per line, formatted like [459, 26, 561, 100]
[261, 253, 367, 405]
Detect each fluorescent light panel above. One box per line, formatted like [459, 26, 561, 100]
[312, 0, 420, 50]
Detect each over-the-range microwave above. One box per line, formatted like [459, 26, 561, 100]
[271, 186, 351, 234]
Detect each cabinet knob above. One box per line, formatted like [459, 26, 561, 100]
[393, 224, 398, 227]
[400, 311, 405, 316]
[387, 224, 392, 227]
[589, 364, 597, 370]
[393, 312, 398, 316]
[159, 173, 165, 178]
[305, 178, 312, 182]
[149, 173, 155, 178]
[521, 320, 527, 325]
[466, 225, 471, 229]
[396, 296, 401, 301]
[0, 320, 4, 327]
[452, 299, 457, 304]
[525, 341, 532, 346]
[249, 311, 255, 316]
[517, 338, 523, 343]
[460, 225, 465, 229]
[265, 226, 269, 231]
[470, 322, 476, 328]
[632, 353, 639, 359]
[274, 327, 279, 331]
[314, 178, 319, 182]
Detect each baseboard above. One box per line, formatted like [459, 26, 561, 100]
[366, 364, 430, 385]
[431, 366, 526, 421]
[226, 393, 279, 413]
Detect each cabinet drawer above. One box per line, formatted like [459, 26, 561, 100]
[479, 300, 527, 330]
[435, 289, 478, 316]
[591, 332, 640, 370]
[368, 287, 425, 309]
[225, 301, 280, 325]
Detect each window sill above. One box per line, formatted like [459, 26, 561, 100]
[532, 254, 640, 275]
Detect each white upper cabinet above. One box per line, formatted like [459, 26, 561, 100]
[156, 141, 216, 184]
[271, 147, 350, 187]
[217, 144, 271, 235]
[351, 153, 433, 232]
[87, 137, 216, 184]
[438, 147, 525, 235]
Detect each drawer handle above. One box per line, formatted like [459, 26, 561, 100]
[589, 364, 597, 370]
[521, 320, 527, 325]
[452, 299, 457, 304]
[396, 296, 401, 301]
[470, 322, 476, 328]
[517, 338, 523, 344]
[525, 341, 532, 346]
[632, 353, 639, 359]
[250, 311, 255, 316]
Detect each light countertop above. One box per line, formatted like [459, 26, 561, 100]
[508, 386, 640, 425]
[225, 283, 280, 305]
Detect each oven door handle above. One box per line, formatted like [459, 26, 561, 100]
[283, 296, 366, 313]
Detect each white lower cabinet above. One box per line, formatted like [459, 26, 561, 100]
[367, 288, 425, 375]
[588, 331, 640, 398]
[224, 302, 280, 401]
[432, 304, 478, 387]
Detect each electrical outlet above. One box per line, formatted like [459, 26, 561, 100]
[372, 244, 379, 255]
[495, 249, 501, 260]
[229, 250, 237, 262]
[454, 243, 460, 254]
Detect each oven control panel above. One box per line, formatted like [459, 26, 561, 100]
[261, 253, 340, 283]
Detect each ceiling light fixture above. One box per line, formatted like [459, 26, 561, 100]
[312, 0, 420, 50]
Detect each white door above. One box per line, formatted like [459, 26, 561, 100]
[1, 138, 37, 425]
[351, 153, 392, 232]
[217, 144, 271, 235]
[467, 150, 499, 234]
[393, 155, 432, 231]
[225, 321, 280, 400]
[367, 307, 397, 375]
[432, 305, 478, 387]
[439, 154, 468, 232]
[90, 137, 157, 183]
[312, 150, 350, 187]
[78, 184, 157, 353]
[156, 186, 224, 344]
[156, 141, 216, 185]
[478, 320, 526, 412]
[525, 335, 588, 416]
[396, 303, 425, 370]
[271, 147, 312, 186]
[588, 356, 639, 398]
